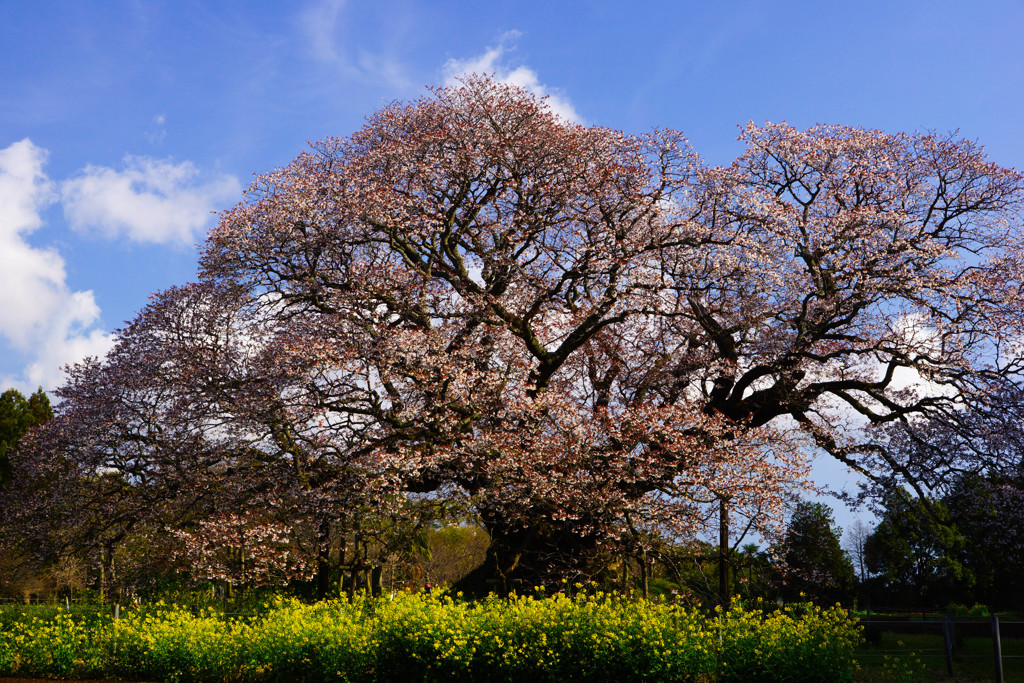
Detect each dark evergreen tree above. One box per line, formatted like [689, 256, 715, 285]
[863, 490, 969, 609]
[943, 471, 1024, 610]
[781, 501, 855, 605]
[0, 387, 52, 487]
[0, 387, 54, 598]
[860, 381, 1024, 610]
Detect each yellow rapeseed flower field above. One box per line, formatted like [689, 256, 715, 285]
[0, 592, 860, 681]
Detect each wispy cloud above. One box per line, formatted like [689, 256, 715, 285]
[145, 113, 167, 145]
[302, 0, 347, 65]
[0, 139, 114, 391]
[61, 156, 241, 246]
[442, 33, 583, 123]
[299, 0, 412, 89]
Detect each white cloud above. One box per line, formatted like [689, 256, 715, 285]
[61, 156, 241, 246]
[19, 294, 114, 391]
[879, 313, 956, 399]
[0, 139, 115, 391]
[442, 33, 583, 123]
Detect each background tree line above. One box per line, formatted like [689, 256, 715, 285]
[2, 387, 1020, 614]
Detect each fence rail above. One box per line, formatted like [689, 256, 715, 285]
[857, 614, 1021, 682]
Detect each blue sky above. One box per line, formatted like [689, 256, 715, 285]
[2, 0, 1023, 529]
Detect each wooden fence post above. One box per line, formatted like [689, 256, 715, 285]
[991, 615, 1003, 683]
[942, 614, 954, 677]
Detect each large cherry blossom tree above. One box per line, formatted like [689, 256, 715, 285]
[9, 76, 1024, 593]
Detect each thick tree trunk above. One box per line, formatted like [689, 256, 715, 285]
[337, 534, 347, 596]
[316, 518, 331, 600]
[453, 509, 605, 596]
[640, 547, 649, 599]
[346, 531, 363, 601]
[98, 543, 114, 605]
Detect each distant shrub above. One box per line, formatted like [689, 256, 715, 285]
[945, 602, 990, 617]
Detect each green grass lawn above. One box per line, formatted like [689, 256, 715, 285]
[855, 630, 1024, 682]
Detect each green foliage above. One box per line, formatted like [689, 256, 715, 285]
[781, 501, 855, 606]
[864, 490, 969, 608]
[419, 524, 490, 587]
[0, 593, 862, 682]
[651, 540, 781, 608]
[942, 471, 1024, 610]
[945, 602, 989, 617]
[862, 476, 1024, 611]
[0, 387, 52, 487]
